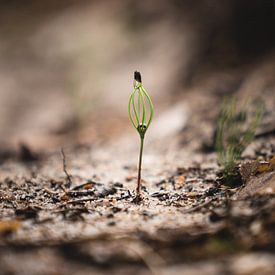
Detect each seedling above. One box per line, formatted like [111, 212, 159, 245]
[215, 97, 263, 182]
[128, 71, 154, 197]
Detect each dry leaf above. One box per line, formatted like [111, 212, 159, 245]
[61, 194, 70, 201]
[240, 161, 259, 182]
[84, 183, 93, 190]
[175, 175, 185, 189]
[257, 162, 270, 173]
[268, 156, 275, 170]
[186, 192, 199, 198]
[240, 156, 275, 182]
[0, 220, 21, 236]
[235, 171, 275, 199]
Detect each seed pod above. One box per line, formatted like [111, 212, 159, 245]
[128, 71, 154, 139]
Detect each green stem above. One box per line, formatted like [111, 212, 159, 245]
[136, 137, 144, 196]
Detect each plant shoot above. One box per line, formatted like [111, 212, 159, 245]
[128, 71, 154, 197]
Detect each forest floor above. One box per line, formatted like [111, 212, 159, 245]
[1, 70, 275, 275]
[1, 2, 275, 274]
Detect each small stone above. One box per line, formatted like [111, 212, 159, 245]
[106, 213, 114, 218]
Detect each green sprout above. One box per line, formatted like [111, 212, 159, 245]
[215, 97, 263, 179]
[128, 71, 154, 197]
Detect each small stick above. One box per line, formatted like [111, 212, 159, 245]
[61, 148, 72, 188]
[65, 190, 94, 196]
[182, 198, 215, 214]
[71, 181, 97, 190]
[67, 198, 95, 204]
[44, 187, 60, 195]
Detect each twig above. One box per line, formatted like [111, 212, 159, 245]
[0, 232, 141, 248]
[67, 198, 95, 204]
[44, 187, 60, 195]
[71, 181, 98, 190]
[61, 148, 72, 188]
[182, 198, 215, 214]
[255, 127, 275, 139]
[66, 190, 95, 196]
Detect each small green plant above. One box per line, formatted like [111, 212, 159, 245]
[215, 97, 263, 178]
[128, 71, 154, 197]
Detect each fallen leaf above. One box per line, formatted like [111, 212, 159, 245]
[235, 171, 275, 199]
[268, 156, 275, 170]
[84, 183, 93, 190]
[240, 156, 275, 182]
[0, 220, 21, 236]
[175, 175, 185, 188]
[240, 161, 259, 182]
[257, 162, 271, 173]
[61, 194, 70, 201]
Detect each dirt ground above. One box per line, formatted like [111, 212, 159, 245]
[1, 2, 275, 275]
[1, 67, 275, 274]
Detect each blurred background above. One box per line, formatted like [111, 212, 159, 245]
[0, 0, 275, 152]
